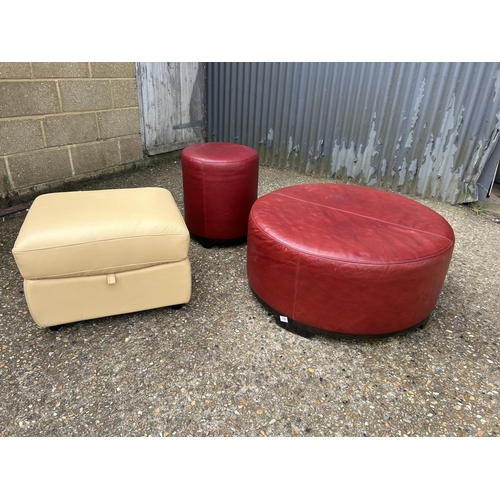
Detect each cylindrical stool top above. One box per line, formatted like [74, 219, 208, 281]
[181, 142, 259, 246]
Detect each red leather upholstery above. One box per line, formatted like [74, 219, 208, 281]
[181, 142, 259, 245]
[247, 183, 455, 337]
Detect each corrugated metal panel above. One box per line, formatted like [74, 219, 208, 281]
[206, 62, 500, 204]
[136, 62, 205, 155]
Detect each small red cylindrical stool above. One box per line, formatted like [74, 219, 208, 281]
[181, 142, 259, 247]
[247, 183, 455, 339]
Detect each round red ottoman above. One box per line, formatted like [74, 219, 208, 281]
[181, 142, 259, 247]
[247, 183, 455, 338]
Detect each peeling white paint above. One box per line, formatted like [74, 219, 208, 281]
[358, 121, 378, 178]
[306, 147, 315, 172]
[330, 140, 356, 175]
[330, 121, 378, 179]
[439, 94, 457, 150]
[367, 165, 378, 185]
[390, 81, 496, 202]
[411, 79, 426, 128]
[287, 136, 293, 157]
[398, 158, 407, 186]
[408, 159, 418, 182]
[405, 131, 413, 149]
[267, 128, 274, 142]
[380, 159, 388, 178]
[403, 80, 426, 150]
[494, 70, 500, 103]
[417, 95, 463, 197]
[471, 141, 483, 173]
[314, 139, 324, 160]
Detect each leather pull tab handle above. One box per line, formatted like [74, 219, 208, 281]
[107, 274, 116, 285]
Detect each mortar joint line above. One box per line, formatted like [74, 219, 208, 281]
[55, 81, 63, 113]
[94, 112, 101, 140]
[109, 79, 115, 109]
[117, 138, 122, 164]
[3, 157, 14, 189]
[40, 120, 47, 148]
[68, 146, 75, 176]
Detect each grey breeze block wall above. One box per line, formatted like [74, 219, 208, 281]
[0, 62, 144, 202]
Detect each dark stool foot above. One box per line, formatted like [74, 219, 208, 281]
[191, 232, 246, 248]
[49, 324, 64, 331]
[418, 317, 430, 329]
[170, 304, 185, 310]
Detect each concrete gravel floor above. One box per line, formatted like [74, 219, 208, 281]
[1, 156, 500, 438]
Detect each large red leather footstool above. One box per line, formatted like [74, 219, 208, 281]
[181, 142, 259, 247]
[247, 183, 455, 338]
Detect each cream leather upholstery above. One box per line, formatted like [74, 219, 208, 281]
[12, 187, 191, 327]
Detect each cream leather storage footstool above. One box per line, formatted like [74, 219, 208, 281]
[12, 187, 191, 328]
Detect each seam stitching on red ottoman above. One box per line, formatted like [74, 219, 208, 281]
[274, 192, 454, 243]
[249, 210, 454, 266]
[186, 158, 257, 165]
[292, 255, 301, 319]
[201, 170, 207, 235]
